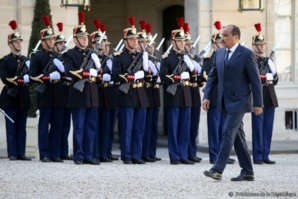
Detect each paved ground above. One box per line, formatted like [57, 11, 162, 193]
[0, 146, 297, 199]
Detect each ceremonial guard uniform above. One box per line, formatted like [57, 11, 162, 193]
[29, 16, 64, 162]
[54, 22, 72, 160]
[183, 23, 204, 163]
[142, 23, 162, 162]
[63, 12, 100, 165]
[0, 20, 31, 161]
[112, 17, 149, 164]
[160, 17, 195, 164]
[251, 23, 279, 165]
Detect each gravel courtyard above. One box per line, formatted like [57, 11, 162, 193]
[0, 147, 297, 199]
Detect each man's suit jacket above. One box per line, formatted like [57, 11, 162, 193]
[203, 44, 262, 113]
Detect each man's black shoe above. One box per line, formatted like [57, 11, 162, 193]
[100, 157, 113, 162]
[263, 159, 276, 164]
[231, 174, 254, 181]
[227, 159, 235, 164]
[61, 155, 73, 160]
[74, 159, 83, 165]
[84, 159, 100, 165]
[254, 160, 263, 164]
[229, 158, 236, 162]
[17, 155, 31, 161]
[108, 156, 119, 161]
[151, 156, 162, 161]
[40, 157, 52, 162]
[132, 159, 145, 164]
[189, 156, 201, 163]
[143, 157, 156, 162]
[9, 156, 17, 161]
[181, 159, 195, 165]
[203, 169, 222, 181]
[170, 160, 180, 165]
[51, 157, 63, 162]
[123, 159, 132, 164]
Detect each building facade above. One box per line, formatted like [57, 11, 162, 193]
[0, 0, 297, 153]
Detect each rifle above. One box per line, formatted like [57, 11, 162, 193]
[155, 38, 165, 52]
[190, 35, 201, 53]
[118, 34, 157, 94]
[114, 39, 123, 52]
[166, 53, 189, 96]
[73, 32, 106, 92]
[0, 108, 14, 123]
[7, 58, 30, 98]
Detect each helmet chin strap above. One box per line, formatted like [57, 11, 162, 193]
[11, 42, 21, 54]
[76, 37, 85, 49]
[44, 39, 53, 51]
[256, 45, 264, 55]
[174, 40, 182, 52]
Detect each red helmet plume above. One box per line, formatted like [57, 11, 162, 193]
[213, 21, 222, 31]
[9, 20, 17, 31]
[139, 20, 146, 31]
[176, 17, 184, 29]
[146, 23, 152, 34]
[42, 15, 51, 27]
[93, 19, 101, 30]
[128, 16, 135, 27]
[254, 23, 262, 33]
[100, 24, 106, 32]
[78, 12, 85, 24]
[56, 22, 63, 32]
[183, 23, 190, 34]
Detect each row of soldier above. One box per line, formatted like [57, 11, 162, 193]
[0, 12, 278, 166]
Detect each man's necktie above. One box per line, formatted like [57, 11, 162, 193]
[225, 49, 231, 65]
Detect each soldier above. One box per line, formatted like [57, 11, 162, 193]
[142, 23, 162, 162]
[160, 17, 195, 165]
[63, 12, 100, 165]
[0, 20, 31, 161]
[183, 23, 204, 163]
[103, 31, 119, 161]
[201, 21, 235, 164]
[112, 16, 149, 164]
[54, 22, 72, 161]
[29, 16, 65, 163]
[251, 23, 278, 165]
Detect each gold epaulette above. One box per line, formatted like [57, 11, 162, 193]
[6, 76, 18, 86]
[69, 69, 83, 79]
[113, 51, 123, 57]
[203, 53, 212, 59]
[30, 74, 44, 83]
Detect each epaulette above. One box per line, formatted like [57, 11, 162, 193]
[203, 53, 212, 59]
[113, 51, 123, 57]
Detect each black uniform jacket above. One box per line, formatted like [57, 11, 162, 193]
[257, 56, 279, 108]
[112, 48, 149, 108]
[160, 50, 193, 107]
[63, 46, 99, 108]
[0, 53, 30, 110]
[29, 49, 64, 108]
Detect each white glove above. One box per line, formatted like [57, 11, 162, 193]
[157, 76, 161, 83]
[148, 60, 157, 76]
[106, 59, 112, 71]
[268, 59, 276, 75]
[156, 62, 161, 71]
[25, 60, 30, 68]
[183, 55, 195, 72]
[49, 71, 61, 81]
[23, 74, 30, 83]
[142, 52, 149, 71]
[102, 74, 111, 82]
[53, 58, 65, 73]
[181, 71, 190, 80]
[134, 70, 145, 82]
[193, 60, 201, 74]
[66, 77, 72, 81]
[89, 68, 98, 77]
[266, 73, 274, 81]
[91, 53, 101, 70]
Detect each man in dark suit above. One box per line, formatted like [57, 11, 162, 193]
[202, 25, 263, 181]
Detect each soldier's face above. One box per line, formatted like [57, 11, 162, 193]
[252, 43, 266, 55]
[138, 41, 147, 51]
[212, 42, 223, 51]
[9, 39, 22, 52]
[185, 43, 192, 52]
[147, 43, 155, 54]
[54, 42, 65, 52]
[104, 44, 110, 55]
[42, 37, 55, 50]
[125, 37, 138, 50]
[172, 39, 185, 52]
[221, 25, 239, 49]
[74, 35, 89, 49]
